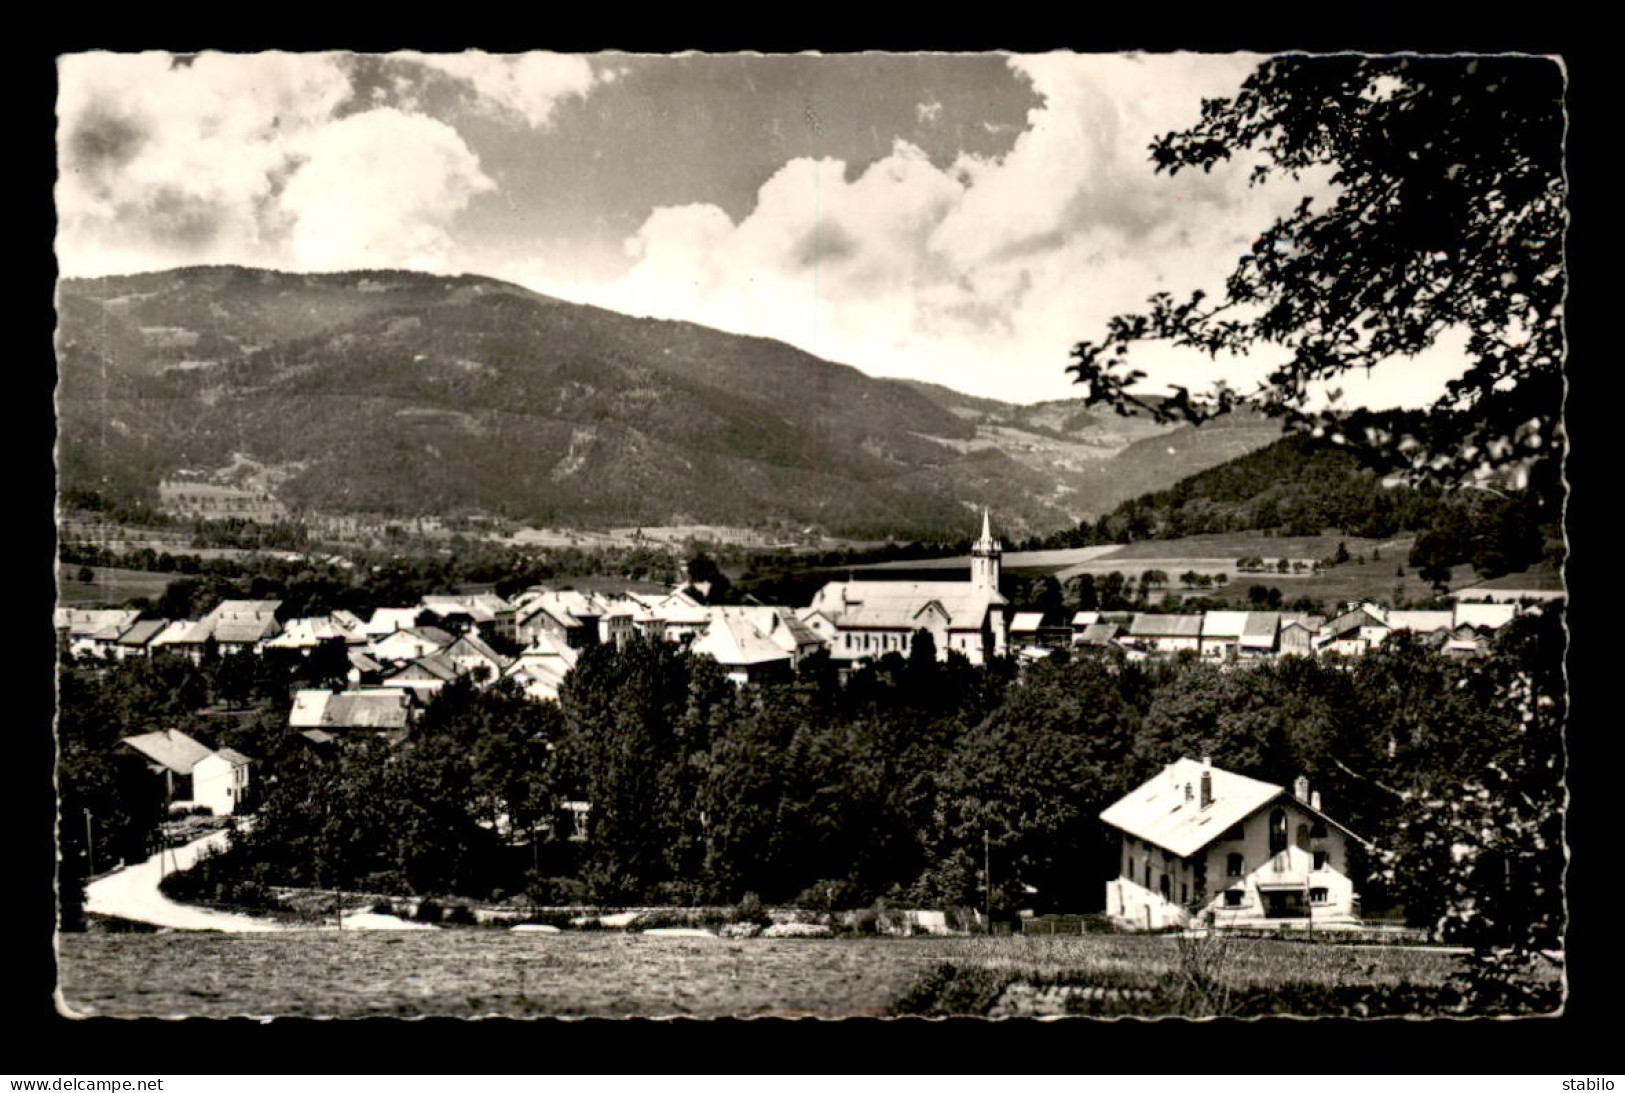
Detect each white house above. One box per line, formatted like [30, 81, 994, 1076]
[1101, 757, 1364, 931]
[121, 729, 250, 817]
[192, 747, 252, 816]
[689, 608, 795, 685]
[1199, 611, 1250, 660]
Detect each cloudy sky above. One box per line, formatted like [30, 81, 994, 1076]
[55, 50, 1469, 407]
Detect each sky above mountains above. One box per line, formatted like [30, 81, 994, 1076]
[55, 50, 1470, 407]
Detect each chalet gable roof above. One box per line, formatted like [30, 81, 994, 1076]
[1101, 758, 1364, 857]
[122, 729, 214, 775]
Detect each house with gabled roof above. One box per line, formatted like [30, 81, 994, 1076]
[56, 608, 142, 658]
[1075, 620, 1126, 653]
[112, 618, 170, 660]
[1277, 614, 1324, 657]
[121, 728, 251, 816]
[379, 652, 461, 696]
[440, 630, 512, 681]
[1315, 606, 1390, 657]
[368, 625, 455, 665]
[419, 593, 517, 643]
[689, 608, 795, 685]
[263, 615, 367, 654]
[1199, 611, 1250, 660]
[1125, 613, 1204, 656]
[1238, 611, 1281, 658]
[514, 589, 607, 649]
[1101, 757, 1365, 931]
[364, 606, 424, 638]
[290, 687, 413, 731]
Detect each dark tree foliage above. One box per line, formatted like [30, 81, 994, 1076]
[1069, 56, 1565, 509]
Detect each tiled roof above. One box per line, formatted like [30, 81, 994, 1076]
[1240, 611, 1281, 647]
[389, 653, 459, 683]
[1100, 758, 1285, 858]
[1386, 610, 1454, 634]
[116, 619, 169, 646]
[214, 746, 252, 767]
[1454, 602, 1519, 630]
[1079, 622, 1121, 645]
[289, 689, 334, 727]
[322, 691, 412, 728]
[365, 607, 423, 635]
[123, 729, 214, 775]
[213, 617, 280, 645]
[1320, 608, 1387, 638]
[690, 611, 792, 667]
[1201, 611, 1250, 640]
[444, 631, 510, 670]
[1010, 612, 1046, 633]
[1128, 614, 1204, 638]
[807, 579, 1003, 631]
[55, 608, 141, 637]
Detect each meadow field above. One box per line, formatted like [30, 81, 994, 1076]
[55, 566, 178, 608]
[56, 929, 1507, 1020]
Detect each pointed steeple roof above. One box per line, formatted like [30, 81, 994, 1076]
[973, 507, 1000, 556]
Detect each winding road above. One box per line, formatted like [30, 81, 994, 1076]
[84, 827, 290, 932]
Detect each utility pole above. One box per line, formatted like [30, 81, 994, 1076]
[84, 809, 94, 877]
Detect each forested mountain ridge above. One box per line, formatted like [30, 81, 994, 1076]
[1032, 431, 1560, 583]
[56, 266, 1283, 539]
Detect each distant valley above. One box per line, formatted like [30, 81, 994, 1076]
[55, 266, 1285, 539]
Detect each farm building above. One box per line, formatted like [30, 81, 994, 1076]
[1199, 611, 1249, 660]
[1125, 613, 1204, 655]
[1101, 757, 1364, 931]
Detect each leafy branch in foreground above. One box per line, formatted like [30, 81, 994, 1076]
[1069, 55, 1566, 505]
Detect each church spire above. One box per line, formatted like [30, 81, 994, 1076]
[970, 507, 1001, 599]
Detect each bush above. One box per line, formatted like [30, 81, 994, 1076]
[524, 874, 593, 908]
[729, 891, 771, 928]
[890, 964, 1019, 1016]
[443, 903, 477, 926]
[413, 898, 444, 924]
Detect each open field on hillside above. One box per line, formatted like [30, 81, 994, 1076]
[55, 566, 176, 608]
[1102, 532, 1412, 563]
[56, 929, 1486, 1019]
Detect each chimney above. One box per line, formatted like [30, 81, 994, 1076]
[1199, 757, 1213, 809]
[1294, 775, 1310, 803]
[1311, 790, 1322, 811]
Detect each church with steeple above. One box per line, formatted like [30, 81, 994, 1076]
[800, 509, 1011, 666]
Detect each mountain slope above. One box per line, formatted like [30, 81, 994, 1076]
[56, 266, 1284, 538]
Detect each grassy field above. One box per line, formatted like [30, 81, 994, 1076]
[56, 929, 1492, 1019]
[55, 565, 177, 608]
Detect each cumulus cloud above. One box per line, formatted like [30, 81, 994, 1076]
[54, 50, 580, 277]
[399, 51, 596, 128]
[567, 52, 1336, 404]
